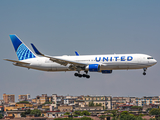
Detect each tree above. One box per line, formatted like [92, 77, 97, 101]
[149, 108, 160, 119]
[64, 112, 70, 115]
[119, 114, 135, 120]
[74, 111, 82, 116]
[99, 115, 105, 120]
[131, 106, 142, 111]
[146, 108, 152, 112]
[21, 112, 26, 117]
[42, 101, 52, 105]
[149, 108, 160, 116]
[25, 109, 31, 114]
[16, 101, 29, 104]
[121, 111, 129, 115]
[89, 101, 94, 107]
[82, 111, 90, 116]
[111, 110, 118, 117]
[0, 114, 3, 119]
[30, 109, 41, 117]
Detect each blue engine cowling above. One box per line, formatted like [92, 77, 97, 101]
[101, 70, 112, 74]
[85, 64, 100, 72]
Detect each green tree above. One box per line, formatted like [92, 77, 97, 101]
[25, 109, 31, 114]
[149, 118, 156, 120]
[64, 112, 70, 115]
[16, 101, 29, 104]
[82, 110, 90, 116]
[120, 114, 135, 120]
[149, 108, 160, 120]
[80, 116, 93, 120]
[0, 114, 3, 119]
[111, 110, 118, 117]
[30, 109, 41, 117]
[112, 117, 118, 120]
[149, 108, 160, 116]
[74, 111, 82, 116]
[136, 116, 145, 120]
[99, 115, 105, 120]
[89, 101, 94, 107]
[121, 111, 129, 115]
[146, 108, 152, 112]
[21, 112, 26, 117]
[42, 101, 52, 105]
[131, 106, 143, 111]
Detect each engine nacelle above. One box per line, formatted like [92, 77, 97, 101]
[101, 70, 112, 74]
[85, 64, 100, 72]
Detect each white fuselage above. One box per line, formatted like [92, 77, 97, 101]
[15, 54, 157, 72]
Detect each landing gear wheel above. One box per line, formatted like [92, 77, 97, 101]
[78, 74, 82, 78]
[74, 73, 78, 77]
[86, 75, 90, 78]
[83, 74, 86, 77]
[143, 68, 147, 76]
[143, 72, 146, 75]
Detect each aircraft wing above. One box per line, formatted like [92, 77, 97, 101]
[31, 43, 87, 67]
[4, 59, 30, 64]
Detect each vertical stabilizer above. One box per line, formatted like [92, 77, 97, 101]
[9, 34, 36, 61]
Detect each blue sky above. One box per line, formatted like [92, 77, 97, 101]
[0, 0, 160, 101]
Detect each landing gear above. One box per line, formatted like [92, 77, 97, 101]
[74, 73, 82, 77]
[143, 68, 147, 75]
[74, 71, 90, 79]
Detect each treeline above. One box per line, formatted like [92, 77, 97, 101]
[54, 117, 93, 120]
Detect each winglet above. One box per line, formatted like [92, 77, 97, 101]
[75, 51, 80, 56]
[31, 43, 44, 56]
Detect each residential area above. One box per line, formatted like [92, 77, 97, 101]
[0, 93, 160, 120]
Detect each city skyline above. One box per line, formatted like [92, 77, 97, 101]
[1, 1, 160, 100]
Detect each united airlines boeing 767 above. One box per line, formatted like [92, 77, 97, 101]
[4, 35, 157, 78]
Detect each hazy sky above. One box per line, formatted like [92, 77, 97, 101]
[0, 0, 160, 101]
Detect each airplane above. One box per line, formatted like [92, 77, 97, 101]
[4, 34, 157, 79]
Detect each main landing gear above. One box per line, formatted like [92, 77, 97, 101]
[143, 68, 147, 75]
[74, 71, 90, 79]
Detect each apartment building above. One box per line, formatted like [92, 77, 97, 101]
[136, 97, 152, 106]
[58, 105, 73, 112]
[32, 94, 52, 104]
[18, 94, 30, 101]
[56, 96, 64, 107]
[82, 95, 112, 109]
[112, 97, 126, 109]
[3, 93, 15, 104]
[136, 96, 160, 106]
[0, 100, 4, 105]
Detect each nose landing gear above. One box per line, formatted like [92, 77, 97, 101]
[143, 68, 147, 75]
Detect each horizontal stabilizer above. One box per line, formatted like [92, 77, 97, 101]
[31, 43, 44, 56]
[4, 59, 30, 64]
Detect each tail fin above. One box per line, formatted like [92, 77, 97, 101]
[9, 34, 36, 61]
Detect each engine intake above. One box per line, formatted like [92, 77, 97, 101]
[85, 64, 100, 72]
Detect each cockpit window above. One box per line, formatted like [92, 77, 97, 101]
[147, 57, 153, 59]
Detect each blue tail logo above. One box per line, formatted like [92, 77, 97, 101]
[9, 35, 36, 61]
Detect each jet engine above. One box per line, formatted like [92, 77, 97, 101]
[85, 64, 100, 72]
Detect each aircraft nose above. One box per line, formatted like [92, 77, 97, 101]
[154, 59, 157, 64]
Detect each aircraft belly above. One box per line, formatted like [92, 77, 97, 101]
[51, 64, 69, 71]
